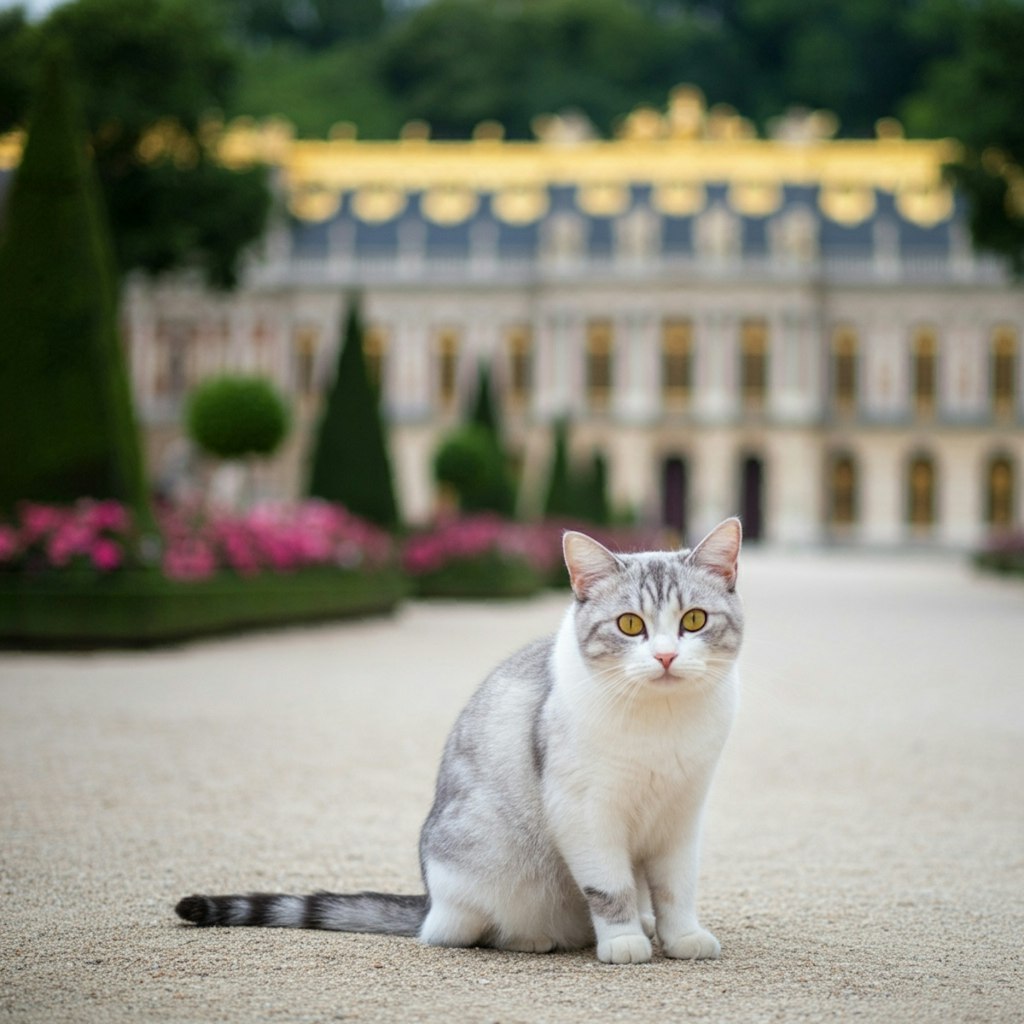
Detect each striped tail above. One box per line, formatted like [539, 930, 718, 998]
[174, 891, 428, 936]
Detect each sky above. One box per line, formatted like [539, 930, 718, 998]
[0, 0, 68, 17]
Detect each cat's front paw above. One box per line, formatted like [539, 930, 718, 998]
[662, 928, 720, 960]
[597, 933, 652, 965]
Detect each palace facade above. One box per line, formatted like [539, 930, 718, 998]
[7, 90, 1021, 546]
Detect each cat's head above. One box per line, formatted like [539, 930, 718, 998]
[562, 518, 743, 691]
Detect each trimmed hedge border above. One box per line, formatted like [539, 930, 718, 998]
[410, 552, 544, 600]
[0, 567, 408, 649]
[974, 552, 1024, 576]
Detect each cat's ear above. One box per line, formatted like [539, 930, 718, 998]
[563, 531, 622, 600]
[687, 517, 742, 590]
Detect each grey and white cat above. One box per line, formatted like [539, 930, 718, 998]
[176, 517, 743, 964]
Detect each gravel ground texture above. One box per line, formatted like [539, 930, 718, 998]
[1, 548, 1022, 1023]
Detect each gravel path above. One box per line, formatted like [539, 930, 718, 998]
[2, 550, 1022, 1023]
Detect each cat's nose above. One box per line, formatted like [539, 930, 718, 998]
[654, 652, 676, 670]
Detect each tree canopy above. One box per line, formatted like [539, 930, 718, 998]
[1, 0, 271, 288]
[903, 0, 1024, 272]
[2, 0, 1021, 273]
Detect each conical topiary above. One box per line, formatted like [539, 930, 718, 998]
[470, 361, 500, 439]
[307, 296, 400, 530]
[581, 450, 611, 525]
[0, 48, 149, 519]
[441, 360, 515, 516]
[543, 419, 576, 519]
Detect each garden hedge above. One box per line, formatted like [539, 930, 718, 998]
[0, 567, 407, 648]
[409, 551, 544, 600]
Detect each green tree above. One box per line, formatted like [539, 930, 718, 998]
[0, 48, 148, 517]
[229, 42, 402, 139]
[904, 0, 1024, 272]
[0, 7, 33, 131]
[1, 0, 271, 288]
[470, 361, 500, 439]
[187, 376, 290, 460]
[433, 425, 514, 515]
[225, 0, 386, 50]
[543, 419, 577, 519]
[379, 0, 681, 140]
[730, 0, 952, 137]
[307, 297, 400, 530]
[580, 451, 611, 526]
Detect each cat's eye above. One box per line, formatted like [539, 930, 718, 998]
[681, 608, 707, 632]
[617, 613, 646, 637]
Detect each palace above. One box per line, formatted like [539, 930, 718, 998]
[5, 89, 1021, 545]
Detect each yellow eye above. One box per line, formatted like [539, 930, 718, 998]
[682, 608, 707, 632]
[617, 613, 646, 637]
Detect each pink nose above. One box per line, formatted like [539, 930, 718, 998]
[655, 652, 676, 670]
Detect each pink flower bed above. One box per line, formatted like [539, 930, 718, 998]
[401, 514, 671, 579]
[0, 499, 394, 582]
[402, 514, 549, 576]
[0, 499, 132, 573]
[158, 500, 393, 581]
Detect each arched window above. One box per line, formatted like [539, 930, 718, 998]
[435, 328, 460, 409]
[832, 327, 858, 415]
[992, 327, 1018, 417]
[363, 324, 387, 394]
[661, 456, 689, 538]
[586, 318, 613, 410]
[911, 327, 938, 417]
[739, 454, 765, 541]
[505, 326, 532, 408]
[986, 455, 1015, 529]
[829, 452, 858, 527]
[740, 318, 769, 411]
[907, 453, 937, 529]
[292, 324, 320, 397]
[662, 318, 693, 407]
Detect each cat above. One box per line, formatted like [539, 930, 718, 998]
[176, 517, 743, 965]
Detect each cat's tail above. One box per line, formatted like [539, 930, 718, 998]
[174, 891, 428, 936]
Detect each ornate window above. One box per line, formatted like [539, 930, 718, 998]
[740, 318, 769, 410]
[991, 326, 1017, 417]
[435, 328, 460, 409]
[505, 326, 532, 407]
[292, 325, 320, 397]
[986, 455, 1015, 529]
[907, 453, 937, 529]
[363, 324, 387, 393]
[912, 327, 938, 417]
[662, 318, 693, 407]
[832, 326, 858, 414]
[586, 319, 613, 410]
[829, 452, 858, 527]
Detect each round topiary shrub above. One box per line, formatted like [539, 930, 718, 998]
[186, 375, 290, 460]
[434, 425, 515, 515]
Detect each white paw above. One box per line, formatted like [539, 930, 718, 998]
[640, 913, 657, 940]
[597, 933, 653, 965]
[662, 928, 720, 960]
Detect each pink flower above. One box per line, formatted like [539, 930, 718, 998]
[19, 503, 66, 541]
[79, 499, 131, 533]
[90, 539, 122, 572]
[162, 539, 217, 581]
[0, 525, 19, 562]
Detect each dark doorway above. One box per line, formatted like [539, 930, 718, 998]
[740, 455, 765, 541]
[662, 457, 689, 539]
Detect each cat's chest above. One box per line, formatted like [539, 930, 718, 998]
[555, 705, 724, 807]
